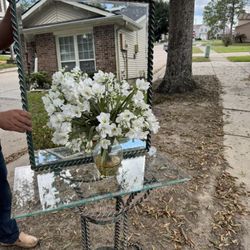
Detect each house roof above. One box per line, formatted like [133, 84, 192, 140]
[22, 0, 144, 32]
[22, 0, 114, 21]
[113, 5, 147, 22]
[22, 14, 141, 35]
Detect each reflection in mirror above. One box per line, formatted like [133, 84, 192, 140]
[17, 0, 150, 167]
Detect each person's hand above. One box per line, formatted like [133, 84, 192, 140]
[0, 110, 32, 133]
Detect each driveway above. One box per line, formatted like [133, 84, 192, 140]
[0, 70, 27, 158]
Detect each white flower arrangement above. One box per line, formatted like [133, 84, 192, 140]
[42, 67, 160, 153]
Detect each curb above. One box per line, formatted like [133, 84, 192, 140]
[0, 67, 18, 74]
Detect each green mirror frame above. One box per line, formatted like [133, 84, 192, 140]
[9, 0, 156, 171]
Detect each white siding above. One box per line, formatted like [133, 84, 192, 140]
[24, 2, 99, 28]
[0, 0, 7, 19]
[118, 18, 148, 80]
[238, 20, 250, 26]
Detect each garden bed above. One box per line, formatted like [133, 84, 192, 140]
[11, 75, 248, 249]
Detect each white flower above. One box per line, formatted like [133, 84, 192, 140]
[83, 78, 93, 86]
[71, 66, 81, 75]
[53, 98, 64, 108]
[100, 139, 111, 149]
[67, 138, 82, 152]
[52, 113, 65, 126]
[48, 90, 60, 99]
[52, 132, 69, 145]
[80, 85, 93, 100]
[60, 122, 72, 134]
[133, 91, 145, 104]
[96, 123, 112, 138]
[116, 110, 135, 124]
[52, 71, 64, 85]
[108, 123, 122, 137]
[43, 69, 159, 151]
[86, 141, 93, 150]
[132, 117, 145, 128]
[92, 83, 105, 97]
[136, 79, 150, 91]
[121, 80, 130, 96]
[126, 128, 148, 140]
[94, 70, 106, 83]
[97, 113, 110, 124]
[61, 104, 77, 118]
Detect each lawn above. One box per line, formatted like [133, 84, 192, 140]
[201, 40, 250, 53]
[27, 91, 55, 150]
[192, 57, 210, 62]
[0, 55, 11, 61]
[193, 47, 203, 54]
[201, 40, 223, 46]
[213, 45, 250, 53]
[0, 63, 16, 70]
[227, 56, 250, 62]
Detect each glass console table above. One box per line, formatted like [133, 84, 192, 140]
[13, 143, 190, 250]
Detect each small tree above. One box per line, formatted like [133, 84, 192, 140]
[155, 0, 169, 42]
[203, 0, 248, 37]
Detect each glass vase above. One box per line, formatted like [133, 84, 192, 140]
[93, 141, 123, 177]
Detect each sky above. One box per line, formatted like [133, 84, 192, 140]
[194, 0, 250, 24]
[194, 0, 210, 24]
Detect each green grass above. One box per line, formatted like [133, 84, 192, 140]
[201, 40, 223, 46]
[227, 56, 250, 62]
[213, 46, 250, 53]
[192, 57, 210, 62]
[192, 47, 203, 54]
[201, 40, 250, 53]
[0, 64, 16, 70]
[0, 55, 11, 61]
[27, 91, 55, 150]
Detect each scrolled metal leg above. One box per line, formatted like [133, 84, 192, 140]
[123, 210, 128, 250]
[114, 197, 123, 250]
[81, 215, 91, 250]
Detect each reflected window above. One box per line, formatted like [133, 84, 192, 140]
[58, 33, 95, 73]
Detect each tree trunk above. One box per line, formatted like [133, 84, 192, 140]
[157, 0, 196, 94]
[229, 0, 235, 36]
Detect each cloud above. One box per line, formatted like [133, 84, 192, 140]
[195, 0, 209, 16]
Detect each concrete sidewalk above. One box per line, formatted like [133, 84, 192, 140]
[192, 50, 250, 188]
[193, 51, 250, 249]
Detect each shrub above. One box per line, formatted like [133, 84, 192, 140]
[222, 35, 233, 47]
[234, 33, 247, 43]
[26, 71, 52, 90]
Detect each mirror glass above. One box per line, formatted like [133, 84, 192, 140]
[16, 0, 150, 168]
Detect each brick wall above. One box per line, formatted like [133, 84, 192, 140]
[94, 25, 117, 73]
[35, 33, 58, 75]
[25, 41, 36, 74]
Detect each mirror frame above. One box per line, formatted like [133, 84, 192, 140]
[9, 0, 155, 171]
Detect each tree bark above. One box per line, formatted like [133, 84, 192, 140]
[229, 0, 235, 37]
[157, 0, 196, 94]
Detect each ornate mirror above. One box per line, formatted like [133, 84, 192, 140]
[10, 0, 155, 171]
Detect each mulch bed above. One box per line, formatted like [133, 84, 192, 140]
[10, 75, 248, 250]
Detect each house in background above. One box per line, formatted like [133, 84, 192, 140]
[193, 24, 209, 40]
[21, 0, 148, 80]
[235, 13, 250, 42]
[0, 0, 7, 20]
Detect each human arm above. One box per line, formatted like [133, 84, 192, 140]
[0, 7, 14, 50]
[0, 110, 32, 133]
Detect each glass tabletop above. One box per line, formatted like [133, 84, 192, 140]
[13, 147, 190, 219]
